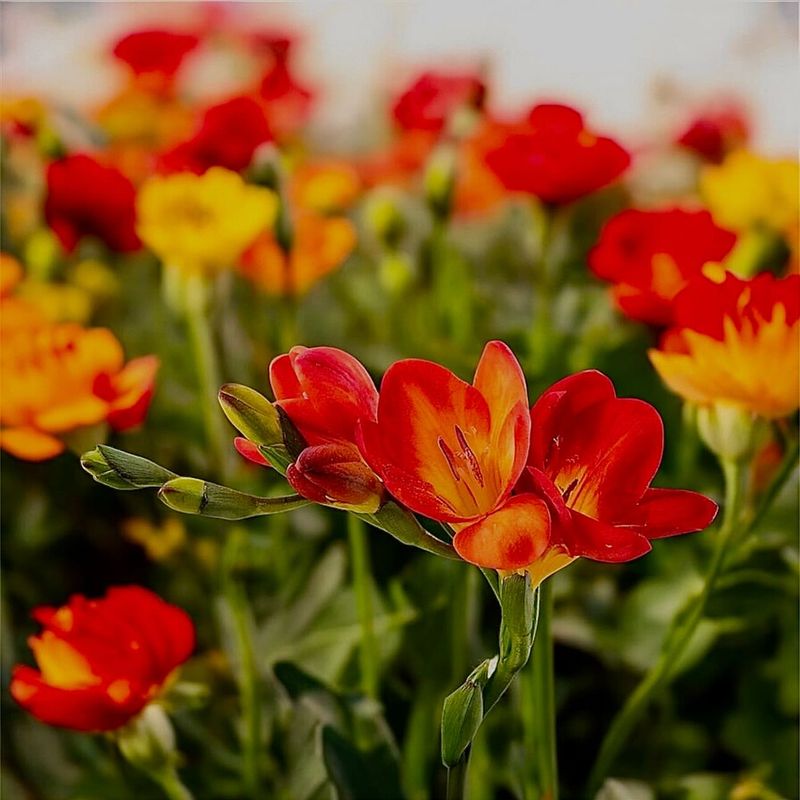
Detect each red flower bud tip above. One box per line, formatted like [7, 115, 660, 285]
[10, 586, 194, 732]
[287, 443, 384, 513]
[269, 345, 378, 447]
[234, 436, 270, 467]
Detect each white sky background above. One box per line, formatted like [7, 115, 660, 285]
[1, 1, 798, 155]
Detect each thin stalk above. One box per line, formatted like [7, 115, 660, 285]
[527, 203, 556, 378]
[221, 530, 262, 799]
[526, 580, 558, 800]
[348, 514, 379, 699]
[586, 458, 747, 795]
[446, 752, 469, 800]
[155, 768, 194, 800]
[183, 274, 230, 479]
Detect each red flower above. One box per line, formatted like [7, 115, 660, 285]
[483, 103, 630, 205]
[519, 370, 717, 583]
[111, 29, 199, 82]
[589, 208, 737, 325]
[10, 587, 194, 732]
[45, 155, 140, 253]
[269, 346, 379, 446]
[359, 342, 551, 569]
[676, 106, 749, 164]
[255, 40, 315, 138]
[392, 71, 485, 133]
[158, 96, 272, 174]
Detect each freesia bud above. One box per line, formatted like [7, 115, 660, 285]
[441, 659, 490, 767]
[81, 445, 177, 490]
[115, 704, 177, 774]
[158, 477, 308, 519]
[287, 444, 385, 513]
[696, 403, 769, 464]
[424, 144, 458, 222]
[218, 384, 283, 446]
[364, 191, 406, 249]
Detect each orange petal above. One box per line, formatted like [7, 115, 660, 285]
[453, 495, 551, 570]
[0, 427, 65, 461]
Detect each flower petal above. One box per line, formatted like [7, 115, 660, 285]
[621, 487, 718, 539]
[564, 510, 652, 562]
[0, 427, 65, 461]
[453, 495, 551, 570]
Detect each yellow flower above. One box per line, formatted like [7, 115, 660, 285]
[649, 271, 799, 421]
[122, 517, 186, 561]
[701, 150, 799, 234]
[137, 168, 277, 276]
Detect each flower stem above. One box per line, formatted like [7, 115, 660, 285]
[183, 274, 230, 479]
[525, 579, 558, 800]
[347, 514, 379, 699]
[221, 529, 262, 799]
[586, 457, 747, 795]
[446, 752, 469, 800]
[155, 768, 194, 800]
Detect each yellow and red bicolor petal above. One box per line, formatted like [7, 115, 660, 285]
[287, 443, 383, 512]
[473, 340, 531, 495]
[620, 487, 718, 539]
[269, 346, 378, 444]
[10, 665, 145, 732]
[563, 510, 652, 562]
[234, 437, 270, 466]
[453, 495, 551, 570]
[105, 355, 160, 430]
[361, 357, 494, 520]
[0, 427, 65, 461]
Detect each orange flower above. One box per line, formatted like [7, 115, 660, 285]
[290, 160, 362, 214]
[359, 341, 551, 570]
[649, 271, 800, 419]
[10, 586, 194, 732]
[239, 213, 356, 295]
[1, 321, 158, 461]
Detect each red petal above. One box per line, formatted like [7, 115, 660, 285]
[564, 510, 652, 562]
[234, 437, 270, 466]
[453, 495, 551, 570]
[620, 487, 718, 539]
[10, 665, 144, 732]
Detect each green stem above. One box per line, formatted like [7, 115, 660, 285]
[527, 580, 558, 800]
[183, 274, 230, 479]
[586, 458, 746, 795]
[446, 752, 469, 800]
[221, 530, 262, 799]
[348, 514, 379, 699]
[527, 203, 556, 378]
[155, 768, 194, 800]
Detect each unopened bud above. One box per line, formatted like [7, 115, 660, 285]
[158, 477, 307, 519]
[424, 145, 457, 222]
[365, 191, 406, 249]
[81, 446, 176, 490]
[115, 704, 176, 774]
[441, 659, 490, 767]
[696, 403, 769, 464]
[287, 443, 384, 513]
[219, 384, 283, 446]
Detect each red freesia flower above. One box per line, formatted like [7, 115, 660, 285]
[158, 96, 272, 174]
[359, 342, 551, 569]
[484, 103, 630, 205]
[589, 208, 737, 325]
[676, 106, 749, 164]
[45, 155, 140, 253]
[10, 586, 194, 732]
[111, 29, 199, 82]
[517, 370, 718, 583]
[392, 71, 486, 133]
